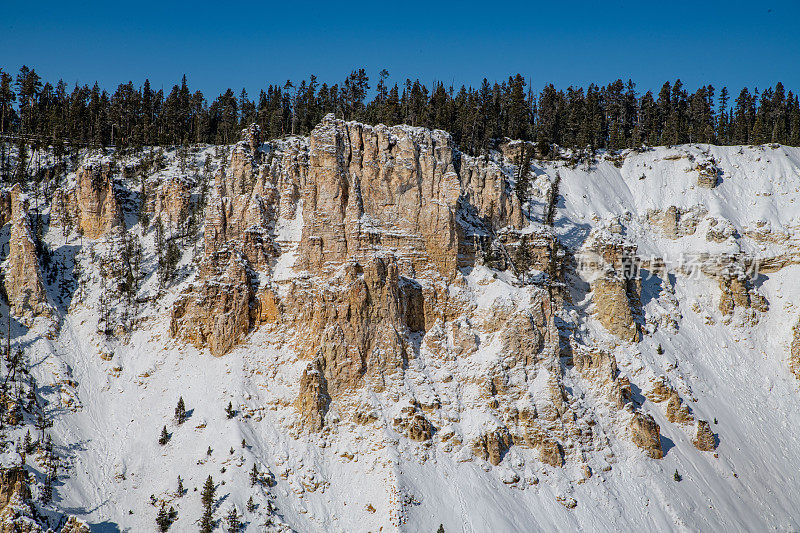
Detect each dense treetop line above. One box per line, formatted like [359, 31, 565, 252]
[1, 65, 799, 157]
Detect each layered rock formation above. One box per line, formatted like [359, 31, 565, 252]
[298, 115, 523, 277]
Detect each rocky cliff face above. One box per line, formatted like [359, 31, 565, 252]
[136, 119, 638, 487]
[170, 250, 254, 357]
[298, 115, 523, 277]
[165, 118, 670, 475]
[9, 124, 800, 532]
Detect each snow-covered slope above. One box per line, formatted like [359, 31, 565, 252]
[3, 134, 800, 532]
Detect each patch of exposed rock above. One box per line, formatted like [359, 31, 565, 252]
[0, 467, 89, 533]
[694, 157, 721, 188]
[288, 255, 416, 416]
[791, 319, 800, 380]
[646, 205, 707, 240]
[147, 175, 194, 225]
[472, 427, 513, 466]
[698, 254, 768, 317]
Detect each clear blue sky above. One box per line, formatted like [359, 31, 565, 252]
[2, 0, 798, 98]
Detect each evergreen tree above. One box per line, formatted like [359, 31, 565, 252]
[156, 503, 171, 532]
[175, 397, 186, 424]
[200, 475, 216, 533]
[159, 425, 169, 445]
[225, 401, 235, 419]
[225, 505, 242, 533]
[514, 145, 531, 204]
[250, 463, 259, 486]
[514, 234, 531, 283]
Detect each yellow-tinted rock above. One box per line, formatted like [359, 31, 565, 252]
[629, 412, 663, 459]
[693, 420, 717, 451]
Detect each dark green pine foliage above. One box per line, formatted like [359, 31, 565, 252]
[2, 64, 800, 166]
[175, 397, 186, 424]
[200, 476, 216, 533]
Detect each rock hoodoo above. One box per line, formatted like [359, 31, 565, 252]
[3, 191, 52, 325]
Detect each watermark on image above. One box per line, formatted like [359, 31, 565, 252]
[574, 251, 763, 281]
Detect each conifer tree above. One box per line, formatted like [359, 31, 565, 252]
[200, 475, 216, 533]
[515, 235, 531, 283]
[175, 397, 186, 424]
[156, 503, 171, 532]
[225, 505, 242, 533]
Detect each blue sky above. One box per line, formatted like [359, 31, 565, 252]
[2, 0, 798, 98]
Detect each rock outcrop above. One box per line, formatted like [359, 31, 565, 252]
[0, 467, 89, 533]
[629, 412, 664, 459]
[0, 468, 29, 511]
[693, 420, 717, 451]
[472, 428, 513, 466]
[4, 193, 52, 325]
[791, 319, 800, 380]
[286, 255, 414, 405]
[75, 161, 123, 238]
[698, 255, 768, 317]
[298, 115, 522, 278]
[580, 229, 641, 342]
[51, 161, 122, 238]
[170, 251, 254, 356]
[147, 175, 193, 225]
[694, 157, 721, 188]
[646, 205, 707, 240]
[295, 360, 329, 432]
